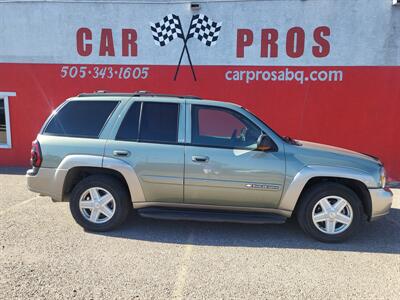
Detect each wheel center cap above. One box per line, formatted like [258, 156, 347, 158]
[329, 212, 336, 219]
[95, 203, 100, 209]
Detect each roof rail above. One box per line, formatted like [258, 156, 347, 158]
[77, 90, 201, 99]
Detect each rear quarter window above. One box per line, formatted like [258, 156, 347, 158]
[43, 100, 118, 138]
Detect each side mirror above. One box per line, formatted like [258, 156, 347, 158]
[256, 134, 275, 151]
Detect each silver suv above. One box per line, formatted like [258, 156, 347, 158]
[27, 91, 393, 242]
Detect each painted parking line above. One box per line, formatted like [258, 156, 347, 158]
[171, 231, 194, 300]
[0, 196, 40, 216]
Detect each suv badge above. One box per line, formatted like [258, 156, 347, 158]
[245, 183, 280, 191]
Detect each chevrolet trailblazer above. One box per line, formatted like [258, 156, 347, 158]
[27, 91, 393, 242]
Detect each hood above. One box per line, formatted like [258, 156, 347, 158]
[298, 141, 381, 165]
[284, 140, 383, 189]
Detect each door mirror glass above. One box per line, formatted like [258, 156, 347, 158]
[256, 134, 275, 151]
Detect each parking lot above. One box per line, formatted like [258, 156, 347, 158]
[1, 168, 400, 299]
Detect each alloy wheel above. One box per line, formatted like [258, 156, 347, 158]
[79, 187, 116, 224]
[312, 196, 353, 235]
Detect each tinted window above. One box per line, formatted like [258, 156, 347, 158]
[44, 100, 118, 138]
[116, 102, 141, 141]
[192, 105, 261, 148]
[139, 102, 179, 143]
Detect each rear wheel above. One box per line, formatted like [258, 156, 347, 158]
[69, 175, 131, 231]
[296, 183, 364, 243]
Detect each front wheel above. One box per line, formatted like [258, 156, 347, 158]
[296, 183, 364, 243]
[69, 175, 131, 232]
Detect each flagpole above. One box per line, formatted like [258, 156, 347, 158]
[185, 40, 197, 81]
[174, 17, 197, 81]
[174, 40, 186, 81]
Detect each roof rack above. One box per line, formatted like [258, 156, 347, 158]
[77, 90, 201, 99]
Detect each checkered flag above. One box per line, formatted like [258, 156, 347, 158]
[150, 14, 184, 46]
[188, 14, 222, 46]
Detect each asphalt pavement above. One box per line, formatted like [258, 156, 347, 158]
[1, 168, 400, 299]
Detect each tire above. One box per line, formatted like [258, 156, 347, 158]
[69, 175, 131, 232]
[296, 182, 364, 243]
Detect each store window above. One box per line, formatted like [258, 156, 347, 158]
[0, 92, 15, 148]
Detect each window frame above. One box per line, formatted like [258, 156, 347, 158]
[115, 101, 142, 142]
[115, 100, 183, 145]
[138, 102, 180, 144]
[42, 100, 120, 139]
[189, 104, 267, 151]
[0, 92, 15, 149]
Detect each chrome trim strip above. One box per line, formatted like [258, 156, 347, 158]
[185, 177, 282, 191]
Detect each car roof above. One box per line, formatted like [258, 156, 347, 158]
[71, 91, 241, 108]
[76, 91, 200, 99]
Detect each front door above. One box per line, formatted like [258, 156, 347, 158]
[184, 104, 285, 208]
[104, 100, 185, 203]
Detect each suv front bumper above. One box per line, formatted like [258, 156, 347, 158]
[369, 188, 393, 221]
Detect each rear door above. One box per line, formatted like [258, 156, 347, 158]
[184, 103, 286, 208]
[104, 99, 185, 204]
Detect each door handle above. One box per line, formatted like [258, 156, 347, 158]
[192, 155, 209, 163]
[113, 150, 130, 157]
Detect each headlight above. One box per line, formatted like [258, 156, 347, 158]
[380, 167, 386, 188]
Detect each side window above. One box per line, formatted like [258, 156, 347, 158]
[139, 102, 179, 143]
[116, 102, 141, 141]
[192, 105, 261, 148]
[44, 100, 118, 138]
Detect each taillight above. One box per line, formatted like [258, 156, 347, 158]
[30, 140, 42, 168]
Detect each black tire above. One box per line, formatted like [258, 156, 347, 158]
[69, 175, 131, 232]
[296, 182, 364, 243]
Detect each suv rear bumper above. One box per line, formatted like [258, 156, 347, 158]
[26, 167, 64, 201]
[369, 188, 393, 221]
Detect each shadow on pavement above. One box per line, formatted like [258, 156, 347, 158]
[93, 207, 400, 254]
[0, 167, 28, 175]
